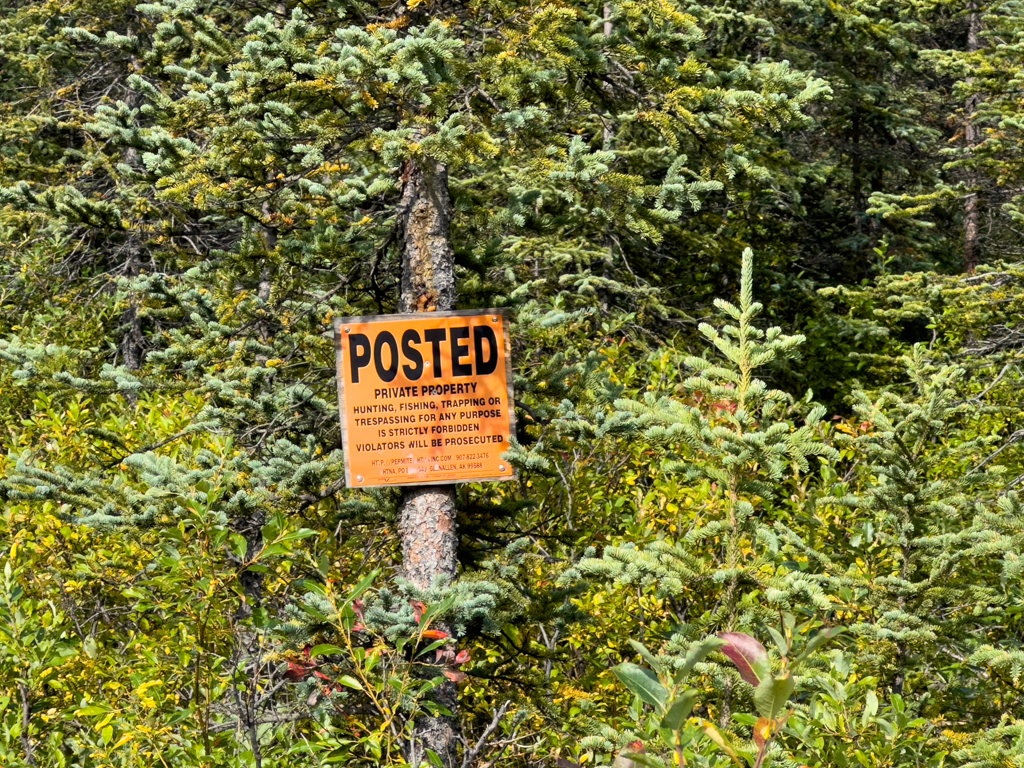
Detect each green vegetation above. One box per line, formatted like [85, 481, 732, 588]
[3, 0, 1024, 766]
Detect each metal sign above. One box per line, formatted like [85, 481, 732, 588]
[335, 309, 516, 488]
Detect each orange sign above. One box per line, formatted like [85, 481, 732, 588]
[335, 310, 516, 488]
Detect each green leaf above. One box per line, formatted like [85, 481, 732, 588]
[344, 570, 379, 605]
[629, 639, 664, 675]
[420, 593, 457, 627]
[754, 671, 796, 720]
[337, 675, 363, 691]
[75, 705, 109, 717]
[794, 627, 844, 667]
[766, 626, 789, 657]
[228, 533, 248, 559]
[309, 644, 345, 658]
[612, 662, 668, 710]
[661, 689, 698, 731]
[675, 637, 725, 684]
[891, 693, 905, 714]
[627, 752, 662, 768]
[279, 528, 317, 543]
[861, 689, 878, 728]
[260, 543, 289, 558]
[417, 639, 449, 658]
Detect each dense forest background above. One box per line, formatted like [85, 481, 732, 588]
[4, 0, 1024, 766]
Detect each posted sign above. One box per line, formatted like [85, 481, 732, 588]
[335, 309, 516, 488]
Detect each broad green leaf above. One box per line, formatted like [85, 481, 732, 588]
[228, 533, 248, 559]
[794, 627, 845, 667]
[260, 542, 289, 558]
[754, 671, 796, 720]
[336, 675, 363, 691]
[612, 662, 668, 709]
[661, 689, 698, 731]
[309, 644, 345, 658]
[421, 593, 457, 626]
[861, 689, 878, 728]
[766, 626, 789, 657]
[345, 570, 379, 604]
[629, 639, 664, 675]
[75, 705, 109, 717]
[417, 639, 449, 658]
[676, 637, 725, 684]
[627, 752, 661, 768]
[279, 528, 317, 542]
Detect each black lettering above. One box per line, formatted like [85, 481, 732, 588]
[450, 326, 472, 377]
[424, 328, 447, 377]
[374, 331, 399, 383]
[474, 325, 498, 376]
[402, 329, 424, 380]
[349, 334, 371, 383]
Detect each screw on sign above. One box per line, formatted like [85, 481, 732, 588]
[334, 309, 516, 488]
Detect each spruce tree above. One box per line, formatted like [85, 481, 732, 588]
[572, 249, 837, 730]
[869, 1, 1024, 271]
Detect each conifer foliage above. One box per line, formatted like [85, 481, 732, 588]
[4, 1, 1024, 767]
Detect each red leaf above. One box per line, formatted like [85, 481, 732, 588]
[421, 629, 449, 640]
[352, 599, 366, 620]
[410, 601, 426, 623]
[718, 632, 768, 685]
[443, 669, 467, 683]
[352, 622, 366, 633]
[284, 661, 311, 681]
[454, 649, 471, 666]
[313, 669, 333, 682]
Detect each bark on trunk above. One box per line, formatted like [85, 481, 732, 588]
[397, 156, 459, 768]
[963, 4, 982, 274]
[399, 159, 456, 315]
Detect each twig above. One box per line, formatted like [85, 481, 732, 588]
[19, 683, 35, 766]
[208, 712, 308, 735]
[968, 429, 1024, 475]
[460, 701, 511, 768]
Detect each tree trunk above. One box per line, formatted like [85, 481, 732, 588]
[118, 60, 147, 376]
[397, 155, 459, 768]
[963, 3, 982, 274]
[598, 3, 615, 314]
[851, 102, 864, 253]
